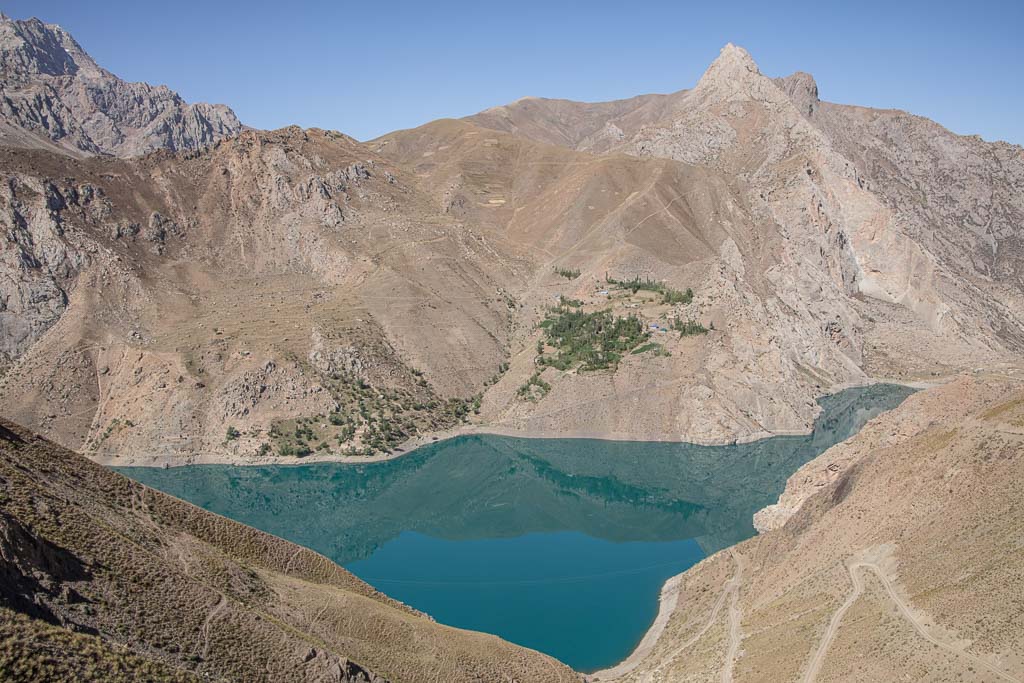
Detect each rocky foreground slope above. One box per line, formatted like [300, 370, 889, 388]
[0, 418, 578, 682]
[0, 14, 241, 157]
[592, 373, 1024, 682]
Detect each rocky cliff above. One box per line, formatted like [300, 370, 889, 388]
[0, 14, 241, 157]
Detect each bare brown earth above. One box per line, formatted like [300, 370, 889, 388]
[590, 373, 1024, 683]
[0, 418, 579, 682]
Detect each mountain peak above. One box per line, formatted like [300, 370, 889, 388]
[0, 14, 102, 79]
[692, 43, 805, 108]
[704, 43, 761, 79]
[0, 14, 241, 156]
[774, 71, 820, 116]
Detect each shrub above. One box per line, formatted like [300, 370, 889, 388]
[632, 342, 670, 356]
[225, 426, 240, 441]
[606, 274, 693, 305]
[537, 305, 648, 371]
[674, 319, 709, 336]
[517, 372, 551, 401]
[555, 267, 581, 280]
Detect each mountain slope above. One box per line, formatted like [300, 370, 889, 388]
[621, 46, 1024, 371]
[0, 126, 516, 461]
[371, 117, 875, 444]
[594, 374, 1024, 682]
[0, 418, 578, 682]
[0, 14, 241, 157]
[465, 90, 688, 153]
[2, 26, 1022, 465]
[468, 45, 1024, 378]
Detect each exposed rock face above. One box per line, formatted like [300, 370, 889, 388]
[0, 14, 241, 157]
[773, 71, 819, 117]
[0, 171, 96, 369]
[635, 44, 1023, 367]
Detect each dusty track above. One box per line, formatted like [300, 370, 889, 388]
[592, 548, 746, 681]
[721, 549, 746, 683]
[802, 562, 1022, 683]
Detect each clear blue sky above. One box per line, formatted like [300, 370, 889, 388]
[5, 0, 1022, 144]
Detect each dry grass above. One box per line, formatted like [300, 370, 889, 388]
[0, 419, 579, 683]
[610, 377, 1024, 682]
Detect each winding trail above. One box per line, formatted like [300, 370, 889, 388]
[802, 562, 1021, 683]
[199, 594, 228, 660]
[721, 549, 747, 683]
[632, 548, 745, 681]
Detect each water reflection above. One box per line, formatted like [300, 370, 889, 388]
[117, 383, 913, 670]
[119, 383, 913, 560]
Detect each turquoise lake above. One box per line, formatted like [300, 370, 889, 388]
[116, 383, 913, 672]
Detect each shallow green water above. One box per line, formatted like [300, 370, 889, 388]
[116, 383, 913, 672]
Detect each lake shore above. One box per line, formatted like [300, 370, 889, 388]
[587, 573, 684, 680]
[89, 374, 943, 469]
[101, 376, 940, 679]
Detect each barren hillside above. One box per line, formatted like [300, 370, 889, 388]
[593, 374, 1024, 682]
[1, 25, 1021, 469]
[0, 418, 578, 682]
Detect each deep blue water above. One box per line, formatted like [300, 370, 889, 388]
[347, 531, 705, 669]
[116, 383, 913, 672]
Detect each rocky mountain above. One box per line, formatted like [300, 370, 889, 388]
[0, 418, 578, 682]
[593, 373, 1024, 682]
[0, 125, 516, 462]
[1, 29, 1022, 467]
[466, 44, 1024, 375]
[0, 14, 241, 157]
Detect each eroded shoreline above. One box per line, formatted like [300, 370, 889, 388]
[90, 376, 941, 469]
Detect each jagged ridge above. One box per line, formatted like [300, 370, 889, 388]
[0, 14, 242, 157]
